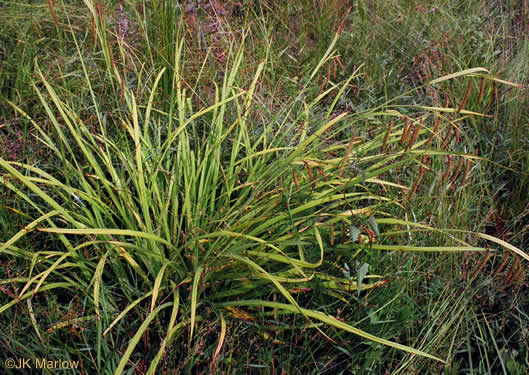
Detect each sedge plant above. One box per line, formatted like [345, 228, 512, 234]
[1, 1, 528, 373]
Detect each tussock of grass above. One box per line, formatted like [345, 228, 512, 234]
[1, 0, 528, 374]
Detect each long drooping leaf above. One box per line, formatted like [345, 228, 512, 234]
[221, 300, 446, 363]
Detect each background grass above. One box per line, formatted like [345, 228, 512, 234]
[1, 0, 528, 374]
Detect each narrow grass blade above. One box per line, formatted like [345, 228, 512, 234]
[213, 314, 227, 364]
[376, 218, 473, 247]
[416, 106, 490, 117]
[429, 68, 489, 85]
[103, 292, 153, 337]
[114, 302, 172, 375]
[144, 67, 166, 138]
[0, 210, 63, 253]
[151, 263, 170, 313]
[309, 31, 340, 81]
[477, 233, 529, 262]
[147, 320, 188, 375]
[221, 300, 446, 363]
[93, 251, 109, 319]
[18, 252, 72, 303]
[0, 158, 73, 222]
[27, 299, 44, 345]
[189, 266, 203, 346]
[47, 315, 98, 333]
[146, 289, 181, 375]
[0, 282, 74, 314]
[36, 227, 172, 247]
[369, 244, 486, 252]
[227, 255, 332, 341]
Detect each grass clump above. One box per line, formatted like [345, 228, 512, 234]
[1, 0, 528, 374]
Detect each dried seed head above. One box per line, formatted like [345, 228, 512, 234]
[492, 252, 510, 278]
[424, 117, 440, 147]
[317, 166, 328, 181]
[441, 156, 453, 185]
[457, 81, 472, 113]
[304, 160, 316, 188]
[469, 251, 492, 281]
[336, 56, 344, 70]
[293, 169, 299, 189]
[453, 124, 461, 144]
[407, 172, 424, 202]
[319, 76, 325, 94]
[381, 120, 393, 152]
[407, 155, 429, 201]
[400, 117, 411, 146]
[406, 119, 423, 151]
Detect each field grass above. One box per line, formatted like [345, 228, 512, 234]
[1, 0, 528, 374]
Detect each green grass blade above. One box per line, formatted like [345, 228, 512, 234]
[103, 292, 154, 337]
[477, 233, 529, 262]
[0, 210, 63, 253]
[222, 300, 446, 363]
[114, 302, 173, 375]
[429, 68, 489, 85]
[93, 251, 109, 320]
[369, 244, 487, 252]
[189, 266, 203, 346]
[0, 282, 75, 314]
[151, 263, 170, 313]
[36, 227, 171, 247]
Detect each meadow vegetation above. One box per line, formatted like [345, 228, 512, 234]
[1, 0, 528, 374]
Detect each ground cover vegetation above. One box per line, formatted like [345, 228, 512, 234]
[0, 0, 528, 373]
